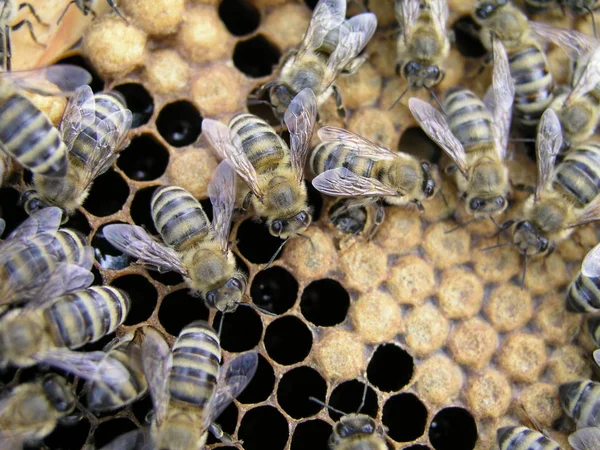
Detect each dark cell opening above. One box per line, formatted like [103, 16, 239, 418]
[233, 35, 281, 78]
[382, 393, 428, 442]
[156, 100, 202, 147]
[65, 210, 91, 236]
[452, 16, 487, 58]
[111, 274, 157, 325]
[250, 266, 298, 314]
[219, 0, 260, 36]
[237, 353, 275, 404]
[239, 405, 289, 450]
[93, 418, 138, 448]
[44, 415, 90, 450]
[159, 289, 210, 336]
[329, 199, 367, 235]
[367, 344, 414, 392]
[92, 222, 133, 270]
[236, 218, 286, 265]
[132, 394, 154, 425]
[130, 185, 159, 235]
[148, 269, 185, 285]
[22, 168, 32, 185]
[199, 198, 214, 222]
[405, 446, 431, 450]
[117, 134, 169, 181]
[207, 402, 238, 445]
[113, 83, 154, 128]
[277, 366, 327, 419]
[246, 89, 279, 127]
[303, 0, 319, 9]
[84, 169, 129, 217]
[214, 306, 263, 352]
[306, 180, 323, 222]
[264, 315, 312, 365]
[91, 266, 103, 285]
[291, 419, 332, 450]
[399, 127, 443, 165]
[300, 279, 350, 327]
[328, 380, 378, 422]
[429, 407, 478, 450]
[0, 188, 27, 235]
[57, 55, 104, 92]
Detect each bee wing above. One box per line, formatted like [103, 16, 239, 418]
[569, 45, 600, 101]
[488, 37, 514, 159]
[103, 224, 188, 276]
[581, 244, 600, 278]
[594, 349, 600, 369]
[408, 98, 469, 177]
[202, 119, 265, 200]
[208, 160, 237, 253]
[569, 427, 600, 450]
[24, 263, 94, 309]
[429, 0, 449, 34]
[284, 88, 318, 183]
[312, 167, 402, 197]
[59, 85, 96, 151]
[207, 352, 259, 427]
[0, 65, 92, 96]
[395, 0, 420, 42]
[95, 428, 154, 450]
[142, 327, 172, 426]
[325, 13, 377, 86]
[569, 196, 600, 228]
[5, 207, 62, 243]
[529, 21, 599, 59]
[297, 0, 346, 59]
[37, 349, 131, 384]
[535, 109, 562, 200]
[317, 126, 397, 160]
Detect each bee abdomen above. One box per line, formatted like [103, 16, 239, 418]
[3, 241, 57, 293]
[151, 185, 211, 252]
[559, 380, 600, 427]
[50, 229, 90, 268]
[45, 286, 130, 349]
[310, 142, 375, 178]
[230, 114, 286, 172]
[496, 426, 560, 450]
[566, 271, 600, 313]
[554, 143, 600, 208]
[445, 88, 494, 152]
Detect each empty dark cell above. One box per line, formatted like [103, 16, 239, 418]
[130, 185, 159, 234]
[92, 222, 133, 270]
[148, 269, 185, 286]
[199, 198, 214, 222]
[429, 407, 477, 450]
[65, 210, 91, 235]
[132, 394, 154, 425]
[250, 266, 298, 314]
[111, 274, 157, 325]
[300, 279, 350, 327]
[328, 380, 378, 422]
[452, 16, 486, 58]
[91, 266, 103, 285]
[382, 393, 428, 442]
[367, 344, 414, 392]
[405, 446, 431, 450]
[93, 418, 138, 448]
[57, 55, 104, 92]
[84, 169, 129, 217]
[247, 90, 279, 127]
[237, 353, 275, 404]
[278, 366, 327, 419]
[219, 0, 260, 36]
[233, 35, 281, 78]
[399, 127, 443, 165]
[236, 218, 286, 264]
[117, 134, 169, 181]
[329, 199, 367, 235]
[305, 180, 323, 222]
[215, 306, 262, 352]
[291, 419, 332, 450]
[264, 315, 312, 365]
[303, 0, 318, 9]
[207, 402, 238, 445]
[156, 101, 202, 147]
[44, 415, 90, 450]
[0, 188, 26, 235]
[113, 83, 154, 128]
[239, 405, 289, 450]
[159, 289, 209, 336]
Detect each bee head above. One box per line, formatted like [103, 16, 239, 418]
[268, 83, 294, 120]
[205, 274, 247, 313]
[21, 190, 52, 216]
[466, 195, 507, 216]
[42, 374, 76, 414]
[403, 61, 444, 88]
[513, 220, 550, 255]
[269, 210, 311, 239]
[475, 0, 507, 20]
[333, 414, 377, 440]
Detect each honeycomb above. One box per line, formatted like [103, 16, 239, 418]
[2, 0, 600, 449]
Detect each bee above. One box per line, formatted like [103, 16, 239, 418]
[104, 161, 247, 313]
[588, 315, 600, 346]
[566, 243, 600, 313]
[0, 0, 45, 71]
[57, 0, 128, 24]
[329, 198, 368, 236]
[258, 0, 376, 120]
[559, 380, 600, 428]
[0, 151, 12, 186]
[310, 126, 439, 238]
[0, 374, 77, 450]
[569, 426, 600, 450]
[496, 426, 561, 450]
[408, 36, 514, 219]
[202, 88, 317, 243]
[22, 85, 132, 219]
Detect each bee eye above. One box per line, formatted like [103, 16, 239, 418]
[360, 422, 375, 434]
[475, 4, 494, 18]
[470, 198, 484, 211]
[427, 66, 440, 77]
[404, 61, 421, 76]
[539, 237, 549, 252]
[229, 276, 246, 291]
[336, 423, 353, 438]
[206, 290, 217, 306]
[297, 211, 309, 224]
[495, 197, 505, 208]
[272, 220, 283, 234]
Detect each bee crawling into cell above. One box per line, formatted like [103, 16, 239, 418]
[496, 425, 562, 450]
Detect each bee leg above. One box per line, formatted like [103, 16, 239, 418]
[209, 422, 243, 446]
[4, 24, 11, 72]
[341, 54, 368, 76]
[466, 52, 493, 80]
[366, 201, 385, 241]
[106, 0, 129, 24]
[18, 3, 45, 25]
[11, 19, 45, 47]
[331, 85, 347, 125]
[241, 191, 253, 212]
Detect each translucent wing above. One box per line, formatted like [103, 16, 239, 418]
[208, 161, 237, 253]
[202, 119, 265, 200]
[569, 427, 600, 450]
[430, 0, 449, 35]
[569, 46, 600, 101]
[317, 126, 397, 160]
[0, 65, 92, 96]
[530, 21, 599, 59]
[5, 207, 62, 243]
[284, 88, 318, 183]
[313, 167, 402, 197]
[569, 197, 600, 228]
[594, 349, 600, 369]
[103, 224, 188, 276]
[491, 37, 514, 159]
[535, 109, 562, 200]
[59, 85, 96, 151]
[408, 98, 469, 177]
[142, 327, 172, 426]
[25, 263, 94, 309]
[37, 349, 131, 384]
[297, 0, 346, 59]
[207, 352, 259, 427]
[582, 244, 600, 278]
[395, 0, 420, 43]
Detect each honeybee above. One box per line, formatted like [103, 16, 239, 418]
[569, 426, 600, 450]
[104, 161, 247, 313]
[588, 315, 600, 346]
[57, 0, 128, 24]
[408, 36, 514, 219]
[310, 126, 439, 238]
[0, 151, 12, 186]
[258, 0, 376, 119]
[566, 243, 600, 313]
[202, 88, 317, 243]
[0, 374, 77, 450]
[329, 198, 368, 236]
[0, 0, 45, 71]
[22, 85, 132, 218]
[496, 426, 561, 450]
[559, 380, 600, 428]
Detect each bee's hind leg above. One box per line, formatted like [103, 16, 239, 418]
[366, 201, 385, 241]
[332, 85, 347, 126]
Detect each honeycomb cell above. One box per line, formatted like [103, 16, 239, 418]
[518, 383, 561, 428]
[84, 169, 129, 217]
[499, 333, 547, 383]
[473, 239, 521, 283]
[429, 407, 477, 450]
[177, 5, 233, 62]
[277, 366, 327, 419]
[238, 405, 289, 450]
[237, 218, 286, 265]
[66, 210, 91, 236]
[404, 304, 449, 357]
[367, 344, 413, 393]
[535, 295, 583, 345]
[265, 315, 312, 365]
[328, 380, 378, 421]
[524, 252, 569, 295]
[93, 418, 137, 448]
[389, 255, 435, 306]
[339, 241, 388, 291]
[0, 188, 27, 235]
[281, 226, 338, 280]
[347, 107, 396, 150]
[452, 16, 487, 58]
[415, 354, 463, 406]
[349, 289, 403, 344]
[547, 345, 593, 384]
[121, 0, 185, 35]
[117, 134, 168, 181]
[191, 64, 247, 116]
[405, 446, 431, 450]
[306, 180, 323, 221]
[399, 127, 444, 165]
[132, 394, 153, 425]
[158, 289, 210, 336]
[111, 274, 158, 325]
[485, 284, 533, 332]
[262, 3, 311, 49]
[219, 0, 260, 36]
[382, 393, 428, 442]
[438, 267, 483, 319]
[448, 318, 498, 370]
[156, 101, 203, 147]
[237, 353, 275, 404]
[93, 222, 134, 270]
[57, 55, 104, 92]
[251, 266, 298, 314]
[291, 419, 332, 450]
[328, 199, 368, 237]
[215, 307, 263, 352]
[423, 221, 471, 269]
[91, 266, 103, 285]
[314, 329, 366, 380]
[45, 419, 90, 450]
[167, 147, 219, 199]
[113, 83, 154, 128]
[130, 185, 159, 234]
[233, 35, 281, 78]
[143, 49, 190, 95]
[300, 279, 350, 327]
[375, 206, 422, 250]
[337, 63, 382, 111]
[465, 370, 512, 419]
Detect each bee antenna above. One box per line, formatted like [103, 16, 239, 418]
[439, 190, 449, 208]
[445, 217, 480, 234]
[585, 5, 598, 38]
[388, 85, 410, 111]
[480, 241, 517, 252]
[425, 87, 446, 115]
[241, 302, 277, 316]
[297, 233, 315, 250]
[264, 237, 289, 270]
[357, 381, 368, 413]
[521, 252, 528, 290]
[217, 312, 226, 339]
[308, 397, 347, 416]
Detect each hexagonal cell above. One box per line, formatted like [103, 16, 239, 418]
[156, 100, 203, 147]
[0, 187, 27, 235]
[65, 210, 91, 236]
[382, 393, 428, 442]
[45, 418, 90, 450]
[233, 35, 281, 78]
[498, 333, 547, 383]
[158, 289, 210, 336]
[518, 383, 562, 428]
[93, 418, 137, 448]
[438, 267, 484, 319]
[429, 407, 477, 450]
[117, 134, 169, 181]
[113, 83, 154, 128]
[399, 127, 443, 165]
[111, 274, 158, 325]
[389, 255, 435, 305]
[367, 344, 413, 392]
[404, 304, 449, 357]
[265, 315, 312, 365]
[291, 419, 332, 450]
[485, 284, 533, 332]
[277, 366, 327, 419]
[465, 370, 512, 419]
[130, 185, 159, 235]
[84, 169, 129, 217]
[92, 222, 134, 270]
[215, 306, 263, 352]
[237, 353, 275, 404]
[415, 354, 463, 406]
[250, 266, 298, 314]
[238, 405, 289, 450]
[350, 290, 403, 344]
[423, 222, 471, 269]
[236, 218, 286, 265]
[448, 318, 498, 370]
[452, 16, 487, 58]
[315, 329, 366, 380]
[328, 380, 378, 421]
[300, 278, 350, 327]
[219, 0, 260, 36]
